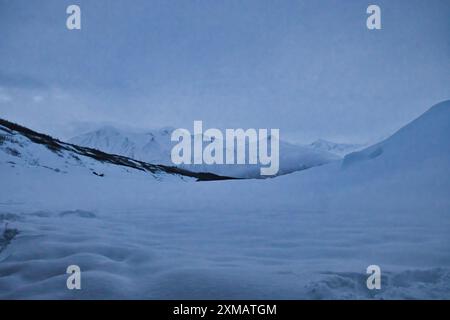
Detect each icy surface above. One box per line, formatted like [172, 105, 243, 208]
[0, 101, 450, 299]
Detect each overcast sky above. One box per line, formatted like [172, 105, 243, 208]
[0, 0, 449, 143]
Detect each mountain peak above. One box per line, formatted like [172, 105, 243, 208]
[343, 99, 450, 168]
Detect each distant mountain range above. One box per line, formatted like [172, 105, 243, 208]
[0, 119, 232, 182]
[69, 127, 341, 178]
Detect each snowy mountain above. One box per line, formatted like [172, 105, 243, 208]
[69, 127, 340, 178]
[343, 100, 450, 168]
[1, 101, 450, 299]
[309, 139, 364, 157]
[0, 119, 232, 182]
[292, 100, 450, 210]
[69, 126, 174, 165]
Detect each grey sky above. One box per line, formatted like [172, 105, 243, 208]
[0, 0, 449, 143]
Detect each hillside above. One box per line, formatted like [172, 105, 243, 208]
[0, 118, 233, 181]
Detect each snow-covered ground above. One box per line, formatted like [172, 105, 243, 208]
[0, 100, 450, 299]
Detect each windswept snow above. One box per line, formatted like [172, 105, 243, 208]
[0, 101, 450, 299]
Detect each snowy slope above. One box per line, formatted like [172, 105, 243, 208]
[0, 119, 231, 182]
[70, 127, 339, 178]
[69, 126, 174, 165]
[287, 100, 450, 211]
[0, 101, 450, 299]
[343, 100, 450, 168]
[310, 139, 364, 157]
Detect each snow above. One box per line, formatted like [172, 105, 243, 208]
[0, 130, 147, 180]
[0, 100, 450, 299]
[69, 126, 339, 178]
[309, 139, 365, 157]
[69, 126, 175, 166]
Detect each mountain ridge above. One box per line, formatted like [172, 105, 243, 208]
[0, 118, 234, 181]
[69, 125, 340, 178]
